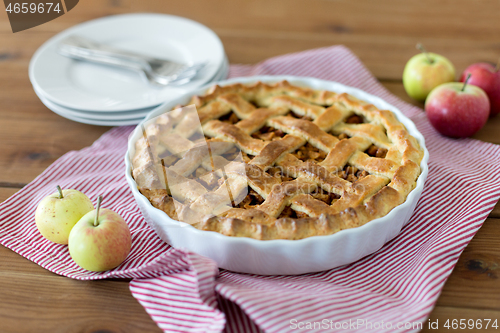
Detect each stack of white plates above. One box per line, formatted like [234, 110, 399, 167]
[29, 14, 229, 126]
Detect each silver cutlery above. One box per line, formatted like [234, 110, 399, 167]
[58, 35, 205, 86]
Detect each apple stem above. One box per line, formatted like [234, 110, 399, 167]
[94, 195, 103, 227]
[495, 58, 500, 72]
[56, 185, 63, 199]
[462, 73, 472, 92]
[416, 43, 434, 64]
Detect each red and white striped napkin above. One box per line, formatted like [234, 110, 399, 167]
[1, 45, 500, 333]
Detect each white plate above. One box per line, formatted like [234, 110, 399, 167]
[125, 76, 429, 275]
[215, 55, 230, 83]
[36, 55, 230, 116]
[35, 56, 230, 125]
[35, 87, 144, 126]
[29, 13, 225, 112]
[34, 85, 151, 120]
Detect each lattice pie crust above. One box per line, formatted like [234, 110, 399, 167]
[132, 81, 424, 240]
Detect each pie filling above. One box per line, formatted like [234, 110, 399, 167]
[365, 145, 388, 158]
[195, 168, 221, 190]
[251, 125, 285, 141]
[289, 110, 314, 122]
[292, 143, 327, 163]
[159, 153, 179, 166]
[278, 206, 305, 219]
[344, 114, 366, 124]
[220, 111, 240, 124]
[221, 146, 241, 161]
[237, 187, 265, 209]
[132, 81, 424, 240]
[309, 187, 340, 205]
[337, 133, 350, 140]
[338, 165, 370, 182]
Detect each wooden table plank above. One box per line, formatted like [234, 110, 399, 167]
[0, 118, 109, 185]
[1, 28, 495, 83]
[492, 201, 500, 219]
[3, 0, 500, 81]
[0, 246, 160, 333]
[0, 63, 110, 184]
[435, 218, 500, 311]
[9, 0, 500, 42]
[0, 188, 19, 200]
[134, 0, 500, 80]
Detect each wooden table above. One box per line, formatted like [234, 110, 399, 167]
[1, 1, 499, 331]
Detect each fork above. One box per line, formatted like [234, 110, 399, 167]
[57, 35, 206, 86]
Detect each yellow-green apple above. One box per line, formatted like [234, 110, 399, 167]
[460, 62, 500, 117]
[403, 44, 456, 101]
[68, 196, 131, 272]
[35, 186, 94, 244]
[425, 75, 490, 138]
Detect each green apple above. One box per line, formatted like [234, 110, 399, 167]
[68, 196, 131, 272]
[403, 44, 456, 101]
[35, 186, 94, 244]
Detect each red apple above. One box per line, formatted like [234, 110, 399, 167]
[460, 62, 500, 117]
[68, 196, 131, 272]
[425, 76, 490, 138]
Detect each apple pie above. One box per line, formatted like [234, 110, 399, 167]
[132, 80, 424, 240]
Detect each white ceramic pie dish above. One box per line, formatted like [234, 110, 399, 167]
[124, 76, 429, 275]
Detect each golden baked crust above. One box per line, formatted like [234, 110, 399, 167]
[132, 80, 424, 240]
